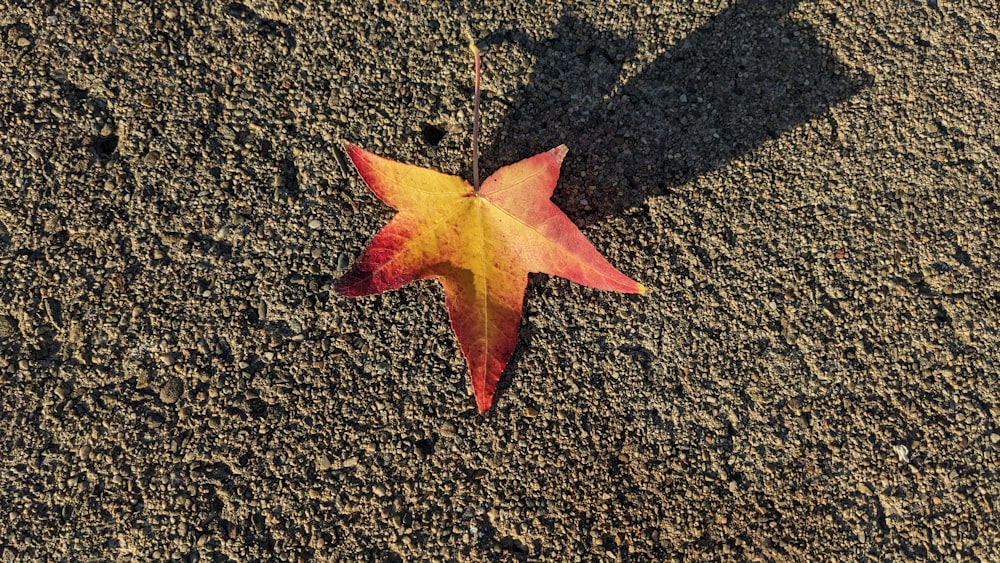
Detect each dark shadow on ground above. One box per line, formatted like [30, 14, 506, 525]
[473, 0, 869, 414]
[477, 0, 869, 226]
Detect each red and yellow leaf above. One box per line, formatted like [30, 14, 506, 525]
[336, 142, 645, 412]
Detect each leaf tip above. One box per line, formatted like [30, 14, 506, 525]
[331, 276, 353, 298]
[340, 140, 360, 157]
[637, 282, 649, 295]
[552, 144, 569, 163]
[474, 393, 493, 413]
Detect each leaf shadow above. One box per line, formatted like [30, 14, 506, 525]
[477, 0, 870, 227]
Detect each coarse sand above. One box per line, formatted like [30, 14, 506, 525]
[1, 1, 998, 560]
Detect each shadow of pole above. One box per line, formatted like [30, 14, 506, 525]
[479, 0, 869, 226]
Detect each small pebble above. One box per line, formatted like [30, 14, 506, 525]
[0, 316, 17, 338]
[164, 7, 178, 18]
[308, 219, 322, 230]
[439, 422, 457, 439]
[159, 378, 184, 404]
[316, 455, 331, 471]
[337, 253, 351, 271]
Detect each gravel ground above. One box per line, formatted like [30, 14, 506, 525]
[2, 1, 999, 561]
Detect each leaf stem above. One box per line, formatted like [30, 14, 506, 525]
[470, 39, 481, 192]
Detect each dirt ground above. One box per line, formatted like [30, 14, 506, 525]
[2, 1, 998, 561]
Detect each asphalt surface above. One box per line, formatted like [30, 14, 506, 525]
[1, 1, 998, 560]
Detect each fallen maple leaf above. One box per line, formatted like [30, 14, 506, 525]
[336, 143, 644, 411]
[335, 42, 644, 412]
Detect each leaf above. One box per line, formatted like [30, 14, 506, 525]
[336, 142, 645, 412]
